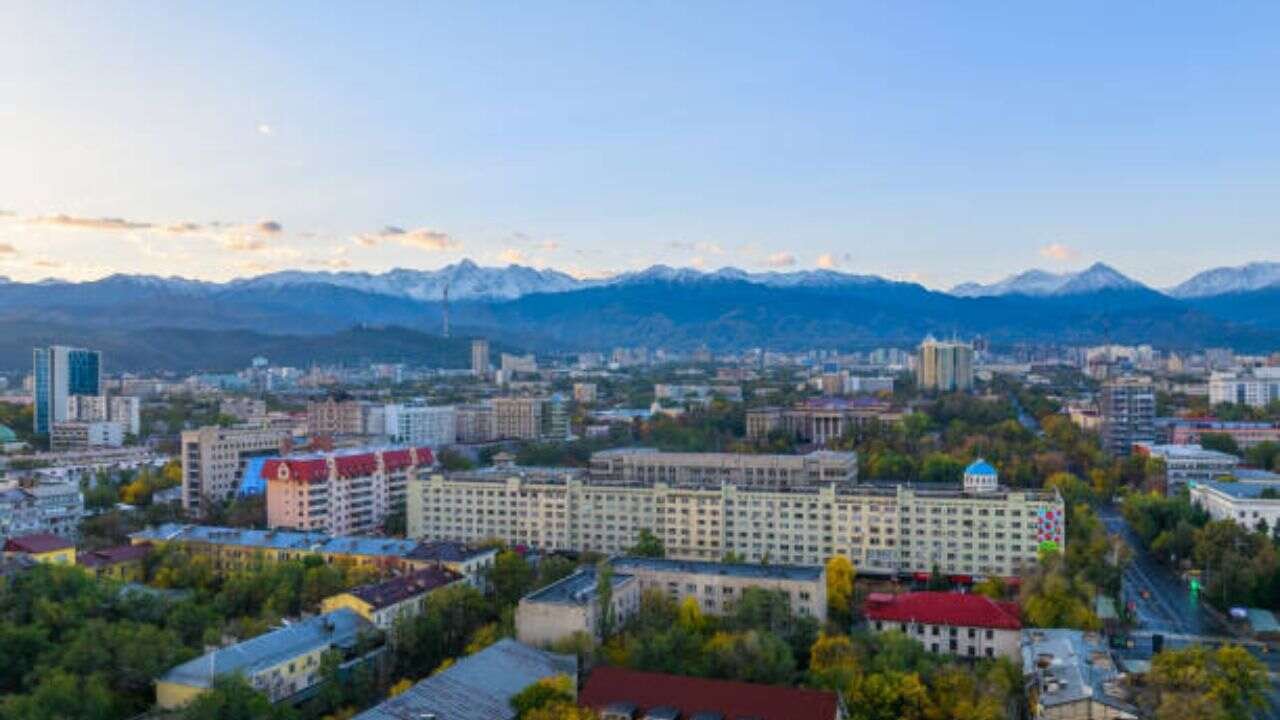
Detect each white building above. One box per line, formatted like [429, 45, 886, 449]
[1209, 368, 1280, 408]
[1134, 443, 1239, 496]
[864, 591, 1022, 659]
[67, 394, 141, 435]
[612, 556, 827, 622]
[1189, 472, 1280, 532]
[0, 481, 85, 541]
[384, 404, 457, 447]
[50, 420, 125, 451]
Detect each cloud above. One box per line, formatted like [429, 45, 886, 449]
[354, 225, 457, 251]
[764, 252, 796, 268]
[223, 237, 267, 252]
[538, 240, 560, 252]
[163, 222, 204, 234]
[0, 243, 16, 255]
[816, 253, 838, 269]
[258, 123, 273, 135]
[33, 258, 63, 268]
[254, 220, 283, 234]
[0, 210, 15, 218]
[1039, 242, 1077, 262]
[689, 256, 707, 269]
[499, 248, 530, 264]
[31, 214, 152, 231]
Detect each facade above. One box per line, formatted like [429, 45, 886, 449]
[589, 448, 858, 485]
[402, 540, 498, 588]
[492, 396, 544, 440]
[354, 639, 576, 720]
[864, 591, 1022, 659]
[383, 404, 456, 446]
[3, 533, 77, 564]
[155, 609, 381, 710]
[612, 556, 827, 622]
[471, 338, 490, 377]
[515, 565, 641, 646]
[917, 337, 974, 392]
[582, 667, 841, 720]
[262, 446, 434, 535]
[219, 397, 268, 424]
[747, 398, 899, 444]
[50, 420, 125, 451]
[1133, 443, 1239, 496]
[1190, 477, 1280, 532]
[1022, 629, 1139, 719]
[1209, 368, 1280, 408]
[180, 425, 288, 513]
[1165, 419, 1280, 449]
[408, 459, 1063, 577]
[33, 345, 102, 435]
[306, 397, 367, 436]
[77, 543, 152, 581]
[1099, 377, 1155, 456]
[0, 482, 85, 540]
[455, 403, 496, 443]
[321, 565, 463, 630]
[573, 382, 598, 404]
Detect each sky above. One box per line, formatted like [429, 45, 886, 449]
[1, 2, 1279, 289]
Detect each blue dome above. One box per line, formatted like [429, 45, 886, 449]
[965, 459, 997, 476]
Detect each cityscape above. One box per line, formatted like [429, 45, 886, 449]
[4, 4, 1280, 720]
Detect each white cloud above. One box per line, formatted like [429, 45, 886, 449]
[1039, 242, 1077, 262]
[257, 123, 273, 135]
[816, 253, 837, 269]
[765, 252, 796, 268]
[498, 248, 529, 264]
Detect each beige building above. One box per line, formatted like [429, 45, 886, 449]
[471, 338, 490, 377]
[515, 566, 641, 646]
[573, 383, 598, 404]
[307, 397, 366, 436]
[917, 336, 974, 392]
[408, 455, 1062, 577]
[180, 425, 288, 513]
[455, 403, 496, 443]
[612, 556, 827, 622]
[746, 399, 900, 444]
[589, 448, 858, 485]
[492, 397, 544, 440]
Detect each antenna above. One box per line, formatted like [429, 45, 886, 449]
[442, 282, 451, 338]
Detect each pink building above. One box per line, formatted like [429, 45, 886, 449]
[264, 446, 434, 536]
[1167, 419, 1280, 449]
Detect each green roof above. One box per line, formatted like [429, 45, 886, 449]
[0, 425, 17, 443]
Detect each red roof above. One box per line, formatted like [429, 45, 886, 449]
[263, 458, 330, 483]
[77, 543, 152, 568]
[334, 452, 378, 478]
[412, 446, 434, 466]
[579, 667, 839, 720]
[864, 591, 1021, 630]
[382, 448, 413, 472]
[4, 533, 74, 554]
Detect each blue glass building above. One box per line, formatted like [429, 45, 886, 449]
[33, 345, 102, 435]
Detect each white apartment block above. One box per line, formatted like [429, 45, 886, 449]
[0, 481, 85, 541]
[589, 448, 858, 485]
[612, 556, 827, 623]
[1209, 368, 1280, 408]
[67, 394, 141, 435]
[50, 421, 125, 452]
[384, 404, 457, 447]
[181, 425, 288, 514]
[408, 463, 1063, 578]
[865, 591, 1022, 660]
[515, 567, 641, 646]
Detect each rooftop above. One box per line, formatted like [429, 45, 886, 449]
[354, 639, 576, 720]
[160, 609, 374, 690]
[612, 556, 824, 582]
[404, 539, 496, 564]
[1021, 629, 1137, 716]
[0, 424, 17, 443]
[131, 523, 421, 558]
[77, 543, 153, 568]
[864, 591, 1022, 630]
[346, 566, 462, 610]
[3, 533, 75, 554]
[579, 666, 839, 720]
[965, 459, 998, 476]
[523, 567, 635, 606]
[1196, 479, 1280, 500]
[1134, 443, 1239, 461]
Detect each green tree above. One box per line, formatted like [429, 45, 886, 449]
[489, 550, 535, 609]
[596, 561, 615, 639]
[511, 675, 575, 719]
[180, 675, 297, 720]
[1198, 432, 1241, 457]
[628, 528, 665, 558]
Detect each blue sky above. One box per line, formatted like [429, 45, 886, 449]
[1, 2, 1278, 287]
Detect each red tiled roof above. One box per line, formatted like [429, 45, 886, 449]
[579, 667, 839, 720]
[412, 446, 434, 466]
[4, 533, 74, 554]
[863, 591, 1021, 630]
[382, 448, 413, 472]
[77, 542, 152, 568]
[350, 566, 463, 609]
[334, 452, 379, 478]
[263, 458, 330, 483]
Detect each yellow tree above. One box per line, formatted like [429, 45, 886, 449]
[825, 555, 855, 627]
[808, 632, 858, 690]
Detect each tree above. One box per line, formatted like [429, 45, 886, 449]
[0, 670, 114, 720]
[1145, 645, 1267, 720]
[180, 676, 297, 720]
[808, 632, 858, 690]
[628, 528, 665, 558]
[595, 561, 615, 639]
[511, 675, 575, 719]
[489, 550, 535, 609]
[825, 555, 855, 628]
[1199, 432, 1241, 457]
[703, 630, 795, 684]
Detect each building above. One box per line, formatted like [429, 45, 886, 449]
[354, 639, 576, 720]
[306, 396, 367, 436]
[1022, 629, 1139, 719]
[515, 565, 641, 646]
[492, 396, 544, 440]
[50, 420, 125, 451]
[455, 403, 496, 443]
[747, 398, 900, 444]
[917, 337, 974, 392]
[69, 395, 141, 436]
[1209, 368, 1280, 408]
[263, 446, 434, 535]
[180, 425, 288, 514]
[0, 424, 23, 453]
[589, 448, 858, 485]
[654, 383, 744, 405]
[573, 383, 598, 404]
[33, 345, 102, 435]
[155, 609, 382, 710]
[1190, 475, 1280, 532]
[864, 591, 1022, 659]
[3, 533, 77, 564]
[77, 543, 152, 581]
[611, 556, 827, 622]
[581, 667, 841, 720]
[321, 565, 464, 630]
[1099, 377, 1155, 456]
[408, 457, 1063, 577]
[0, 482, 85, 540]
[1132, 443, 1239, 496]
[1165, 419, 1280, 449]
[963, 459, 1000, 494]
[402, 540, 498, 588]
[220, 397, 268, 424]
[383, 403, 456, 446]
[471, 338, 490, 378]
[501, 352, 537, 375]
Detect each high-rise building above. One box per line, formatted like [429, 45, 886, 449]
[384, 404, 457, 447]
[471, 339, 490, 378]
[1100, 377, 1155, 456]
[1208, 368, 1280, 408]
[306, 396, 366, 436]
[492, 397, 543, 440]
[916, 337, 974, 392]
[180, 425, 288, 514]
[33, 346, 102, 435]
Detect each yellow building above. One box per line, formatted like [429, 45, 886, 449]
[76, 543, 153, 582]
[321, 565, 463, 631]
[3, 533, 76, 565]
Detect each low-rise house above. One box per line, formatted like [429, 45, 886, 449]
[321, 565, 463, 631]
[1132, 443, 1239, 495]
[516, 566, 640, 646]
[581, 666, 842, 720]
[354, 638, 576, 720]
[402, 539, 497, 589]
[1189, 475, 1280, 532]
[3, 533, 76, 565]
[0, 481, 85, 541]
[1022, 629, 1138, 719]
[77, 543, 152, 581]
[864, 591, 1022, 660]
[612, 556, 827, 622]
[155, 608, 382, 710]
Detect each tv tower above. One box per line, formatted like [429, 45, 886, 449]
[442, 282, 451, 338]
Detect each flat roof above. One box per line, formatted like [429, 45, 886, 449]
[612, 556, 823, 582]
[347, 566, 463, 610]
[1197, 480, 1280, 500]
[523, 567, 634, 605]
[131, 523, 421, 558]
[1021, 629, 1137, 715]
[1136, 443, 1239, 461]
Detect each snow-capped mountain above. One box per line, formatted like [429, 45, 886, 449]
[1167, 262, 1280, 299]
[949, 263, 1146, 297]
[231, 260, 585, 301]
[610, 265, 894, 289]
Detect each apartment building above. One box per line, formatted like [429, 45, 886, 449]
[306, 396, 367, 436]
[573, 382, 598, 404]
[1165, 419, 1280, 449]
[321, 565, 464, 631]
[1209, 367, 1280, 408]
[471, 338, 490, 378]
[589, 448, 858, 485]
[408, 458, 1062, 578]
[220, 397, 268, 424]
[1132, 443, 1239, 496]
[864, 591, 1022, 660]
[515, 565, 641, 646]
[0, 482, 85, 540]
[1099, 377, 1155, 456]
[917, 336, 974, 392]
[180, 425, 289, 513]
[50, 420, 125, 451]
[584, 668, 841, 720]
[455, 403, 496, 443]
[383, 404, 456, 446]
[66, 394, 141, 435]
[263, 446, 433, 535]
[492, 396, 543, 440]
[1022, 629, 1139, 719]
[612, 556, 827, 622]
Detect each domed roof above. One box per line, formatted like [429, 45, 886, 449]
[965, 459, 997, 476]
[0, 424, 17, 443]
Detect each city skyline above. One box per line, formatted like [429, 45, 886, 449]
[4, 3, 1280, 288]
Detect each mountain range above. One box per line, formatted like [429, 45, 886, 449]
[1, 259, 1278, 371]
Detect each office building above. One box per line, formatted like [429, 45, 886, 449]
[916, 337, 974, 392]
[50, 420, 125, 451]
[455, 403, 496, 443]
[515, 565, 641, 646]
[1099, 377, 1155, 456]
[219, 397, 268, 424]
[408, 453, 1062, 577]
[1132, 443, 1239, 496]
[1190, 474, 1280, 532]
[321, 565, 464, 631]
[1209, 367, 1280, 408]
[612, 556, 827, 622]
[589, 448, 858, 485]
[155, 609, 382, 710]
[746, 398, 899, 444]
[306, 396, 367, 436]
[354, 639, 576, 720]
[33, 345, 101, 435]
[180, 425, 288, 513]
[864, 591, 1022, 659]
[500, 352, 537, 375]
[582, 667, 840, 720]
[1022, 629, 1139, 719]
[471, 338, 490, 378]
[384, 404, 456, 446]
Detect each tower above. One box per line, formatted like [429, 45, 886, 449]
[442, 282, 451, 339]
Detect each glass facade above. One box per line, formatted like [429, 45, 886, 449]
[32, 346, 102, 436]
